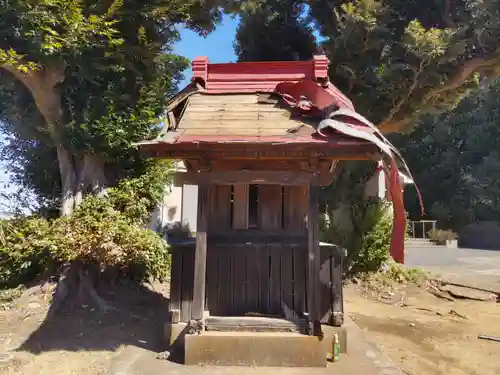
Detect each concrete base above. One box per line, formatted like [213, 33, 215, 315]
[165, 321, 347, 367]
[446, 239, 458, 248]
[185, 331, 326, 367]
[164, 322, 188, 363]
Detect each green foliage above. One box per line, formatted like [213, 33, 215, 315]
[0, 0, 231, 212]
[0, 163, 172, 288]
[235, 0, 318, 61]
[310, 0, 500, 131]
[235, 0, 500, 131]
[427, 228, 457, 245]
[394, 79, 500, 229]
[106, 160, 174, 224]
[53, 196, 170, 281]
[0, 217, 55, 286]
[351, 200, 393, 273]
[321, 197, 393, 275]
[363, 260, 429, 287]
[319, 161, 393, 274]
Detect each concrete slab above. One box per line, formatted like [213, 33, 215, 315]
[109, 317, 404, 375]
[184, 331, 326, 367]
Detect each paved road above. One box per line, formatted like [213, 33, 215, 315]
[405, 245, 500, 290]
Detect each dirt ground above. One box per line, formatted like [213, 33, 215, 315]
[0, 280, 171, 375]
[345, 279, 500, 375]
[0, 277, 499, 375]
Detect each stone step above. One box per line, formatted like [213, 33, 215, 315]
[205, 316, 304, 333]
[184, 331, 327, 367]
[405, 239, 436, 247]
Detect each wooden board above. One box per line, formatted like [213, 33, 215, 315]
[307, 184, 321, 326]
[293, 246, 307, 317]
[216, 248, 231, 315]
[246, 246, 261, 314]
[192, 183, 209, 321]
[176, 171, 319, 187]
[258, 185, 283, 230]
[269, 245, 282, 315]
[180, 247, 195, 322]
[232, 247, 248, 315]
[284, 186, 307, 233]
[171, 244, 313, 322]
[206, 245, 218, 314]
[259, 246, 270, 313]
[232, 184, 249, 230]
[169, 249, 182, 312]
[170, 243, 344, 326]
[280, 245, 295, 320]
[318, 245, 344, 326]
[209, 185, 232, 232]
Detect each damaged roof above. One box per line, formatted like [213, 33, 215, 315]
[155, 92, 368, 145]
[139, 55, 374, 147]
[136, 55, 419, 209]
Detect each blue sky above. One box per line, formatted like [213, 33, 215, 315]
[174, 15, 239, 86]
[0, 15, 239, 211]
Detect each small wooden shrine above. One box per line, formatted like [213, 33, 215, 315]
[138, 55, 411, 367]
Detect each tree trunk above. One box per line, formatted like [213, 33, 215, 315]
[57, 145, 78, 216]
[58, 151, 108, 215]
[81, 154, 107, 197]
[1, 63, 108, 215]
[47, 261, 115, 318]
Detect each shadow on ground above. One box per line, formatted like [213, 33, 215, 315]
[17, 280, 170, 355]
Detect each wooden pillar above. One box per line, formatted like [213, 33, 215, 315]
[192, 183, 209, 321]
[307, 183, 321, 335]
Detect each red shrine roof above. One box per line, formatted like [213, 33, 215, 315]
[138, 55, 380, 147]
[136, 56, 420, 265]
[190, 55, 354, 110]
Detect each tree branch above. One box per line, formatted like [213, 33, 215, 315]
[378, 61, 425, 130]
[423, 57, 483, 103]
[377, 118, 413, 134]
[0, 62, 66, 137]
[378, 53, 500, 133]
[442, 0, 456, 28]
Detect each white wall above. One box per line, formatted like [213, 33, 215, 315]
[148, 161, 199, 233]
[181, 184, 198, 233]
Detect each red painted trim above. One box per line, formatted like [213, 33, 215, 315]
[174, 134, 368, 145]
[313, 55, 329, 79]
[387, 158, 406, 264]
[190, 55, 353, 108]
[192, 56, 209, 84]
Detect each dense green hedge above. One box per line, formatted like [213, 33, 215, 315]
[0, 163, 171, 288]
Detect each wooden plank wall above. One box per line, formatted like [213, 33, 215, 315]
[168, 183, 343, 325]
[206, 244, 308, 319]
[208, 185, 232, 233]
[284, 186, 307, 232]
[169, 244, 344, 324]
[258, 185, 283, 230]
[207, 184, 307, 233]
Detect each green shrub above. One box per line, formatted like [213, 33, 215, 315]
[0, 217, 55, 287]
[0, 163, 172, 288]
[427, 228, 457, 244]
[53, 196, 170, 281]
[380, 260, 429, 284]
[321, 199, 393, 274]
[106, 161, 173, 224]
[0, 203, 170, 287]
